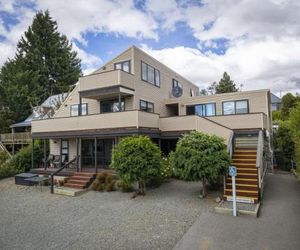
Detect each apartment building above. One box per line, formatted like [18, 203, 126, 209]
[31, 46, 272, 203]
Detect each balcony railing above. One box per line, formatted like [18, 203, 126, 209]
[0, 132, 31, 144]
[79, 70, 135, 92]
[31, 110, 160, 134]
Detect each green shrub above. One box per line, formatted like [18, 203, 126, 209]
[116, 179, 133, 192]
[0, 140, 43, 179]
[170, 131, 230, 198]
[160, 157, 173, 179]
[92, 173, 117, 192]
[0, 151, 9, 165]
[110, 136, 161, 195]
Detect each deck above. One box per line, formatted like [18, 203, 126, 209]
[30, 167, 116, 176]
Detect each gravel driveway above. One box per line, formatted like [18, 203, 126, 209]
[0, 178, 219, 250]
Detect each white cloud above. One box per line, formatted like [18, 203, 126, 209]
[141, 37, 300, 95]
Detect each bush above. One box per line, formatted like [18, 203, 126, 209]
[110, 136, 161, 195]
[116, 179, 133, 192]
[0, 140, 44, 179]
[91, 173, 117, 192]
[0, 151, 9, 165]
[170, 131, 230, 198]
[273, 122, 294, 170]
[160, 157, 173, 179]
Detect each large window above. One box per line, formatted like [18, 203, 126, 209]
[141, 61, 160, 87]
[61, 139, 69, 162]
[70, 103, 88, 116]
[186, 103, 216, 117]
[100, 99, 125, 113]
[223, 100, 249, 115]
[114, 60, 130, 73]
[140, 100, 154, 113]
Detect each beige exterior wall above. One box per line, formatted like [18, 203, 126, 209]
[159, 116, 233, 144]
[50, 139, 60, 155]
[165, 89, 271, 132]
[132, 47, 199, 116]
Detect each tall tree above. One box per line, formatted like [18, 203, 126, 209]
[280, 93, 297, 120]
[215, 72, 238, 94]
[0, 10, 81, 132]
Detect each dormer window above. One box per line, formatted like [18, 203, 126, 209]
[172, 79, 182, 89]
[114, 60, 130, 73]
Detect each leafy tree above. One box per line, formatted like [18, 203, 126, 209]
[0, 10, 81, 132]
[280, 93, 297, 120]
[110, 136, 161, 195]
[273, 122, 295, 170]
[215, 72, 238, 94]
[170, 131, 230, 198]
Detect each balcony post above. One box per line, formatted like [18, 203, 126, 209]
[94, 137, 97, 174]
[79, 95, 82, 116]
[43, 139, 46, 170]
[76, 137, 79, 172]
[59, 138, 62, 168]
[118, 92, 121, 112]
[31, 139, 34, 169]
[11, 128, 15, 155]
[79, 138, 82, 172]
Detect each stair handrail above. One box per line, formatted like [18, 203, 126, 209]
[0, 141, 12, 158]
[256, 130, 264, 188]
[224, 131, 234, 191]
[50, 156, 79, 194]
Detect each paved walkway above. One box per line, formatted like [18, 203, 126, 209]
[174, 173, 300, 250]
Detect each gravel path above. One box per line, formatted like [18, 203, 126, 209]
[0, 178, 219, 250]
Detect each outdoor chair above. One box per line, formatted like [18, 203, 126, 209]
[45, 154, 55, 168]
[52, 155, 61, 168]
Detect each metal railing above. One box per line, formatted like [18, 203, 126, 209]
[50, 156, 79, 194]
[224, 131, 235, 190]
[0, 132, 31, 144]
[256, 130, 264, 189]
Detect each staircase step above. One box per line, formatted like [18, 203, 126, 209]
[237, 168, 258, 174]
[232, 158, 256, 162]
[232, 154, 257, 159]
[64, 183, 86, 189]
[228, 177, 258, 184]
[70, 176, 93, 181]
[231, 163, 257, 168]
[54, 187, 88, 196]
[225, 189, 259, 198]
[73, 172, 96, 177]
[67, 179, 89, 185]
[227, 183, 258, 191]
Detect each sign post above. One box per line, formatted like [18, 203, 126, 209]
[229, 166, 237, 217]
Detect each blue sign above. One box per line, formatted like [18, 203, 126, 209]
[229, 166, 237, 177]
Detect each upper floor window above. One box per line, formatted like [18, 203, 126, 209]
[100, 99, 125, 113]
[190, 89, 195, 97]
[172, 79, 183, 89]
[141, 61, 160, 87]
[114, 60, 130, 73]
[70, 103, 88, 116]
[223, 100, 249, 115]
[140, 100, 154, 113]
[187, 103, 216, 117]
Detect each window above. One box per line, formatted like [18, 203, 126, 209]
[223, 100, 249, 115]
[190, 89, 195, 97]
[114, 60, 130, 73]
[61, 140, 69, 162]
[186, 103, 216, 117]
[140, 100, 154, 113]
[100, 99, 125, 113]
[141, 61, 160, 87]
[172, 79, 183, 89]
[70, 103, 88, 116]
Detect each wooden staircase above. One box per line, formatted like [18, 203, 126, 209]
[64, 172, 96, 189]
[224, 148, 259, 203]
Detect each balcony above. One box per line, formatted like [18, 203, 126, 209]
[159, 116, 233, 144]
[207, 113, 268, 130]
[79, 70, 135, 99]
[0, 132, 31, 144]
[31, 110, 160, 138]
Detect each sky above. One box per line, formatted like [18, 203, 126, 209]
[0, 0, 300, 96]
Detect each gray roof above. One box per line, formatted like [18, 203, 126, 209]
[271, 93, 281, 104]
[10, 93, 68, 128]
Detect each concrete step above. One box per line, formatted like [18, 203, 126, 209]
[53, 187, 88, 196]
[224, 195, 258, 204]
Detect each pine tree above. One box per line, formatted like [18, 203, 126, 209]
[215, 72, 238, 94]
[0, 10, 81, 132]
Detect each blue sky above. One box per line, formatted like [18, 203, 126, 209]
[0, 0, 300, 95]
